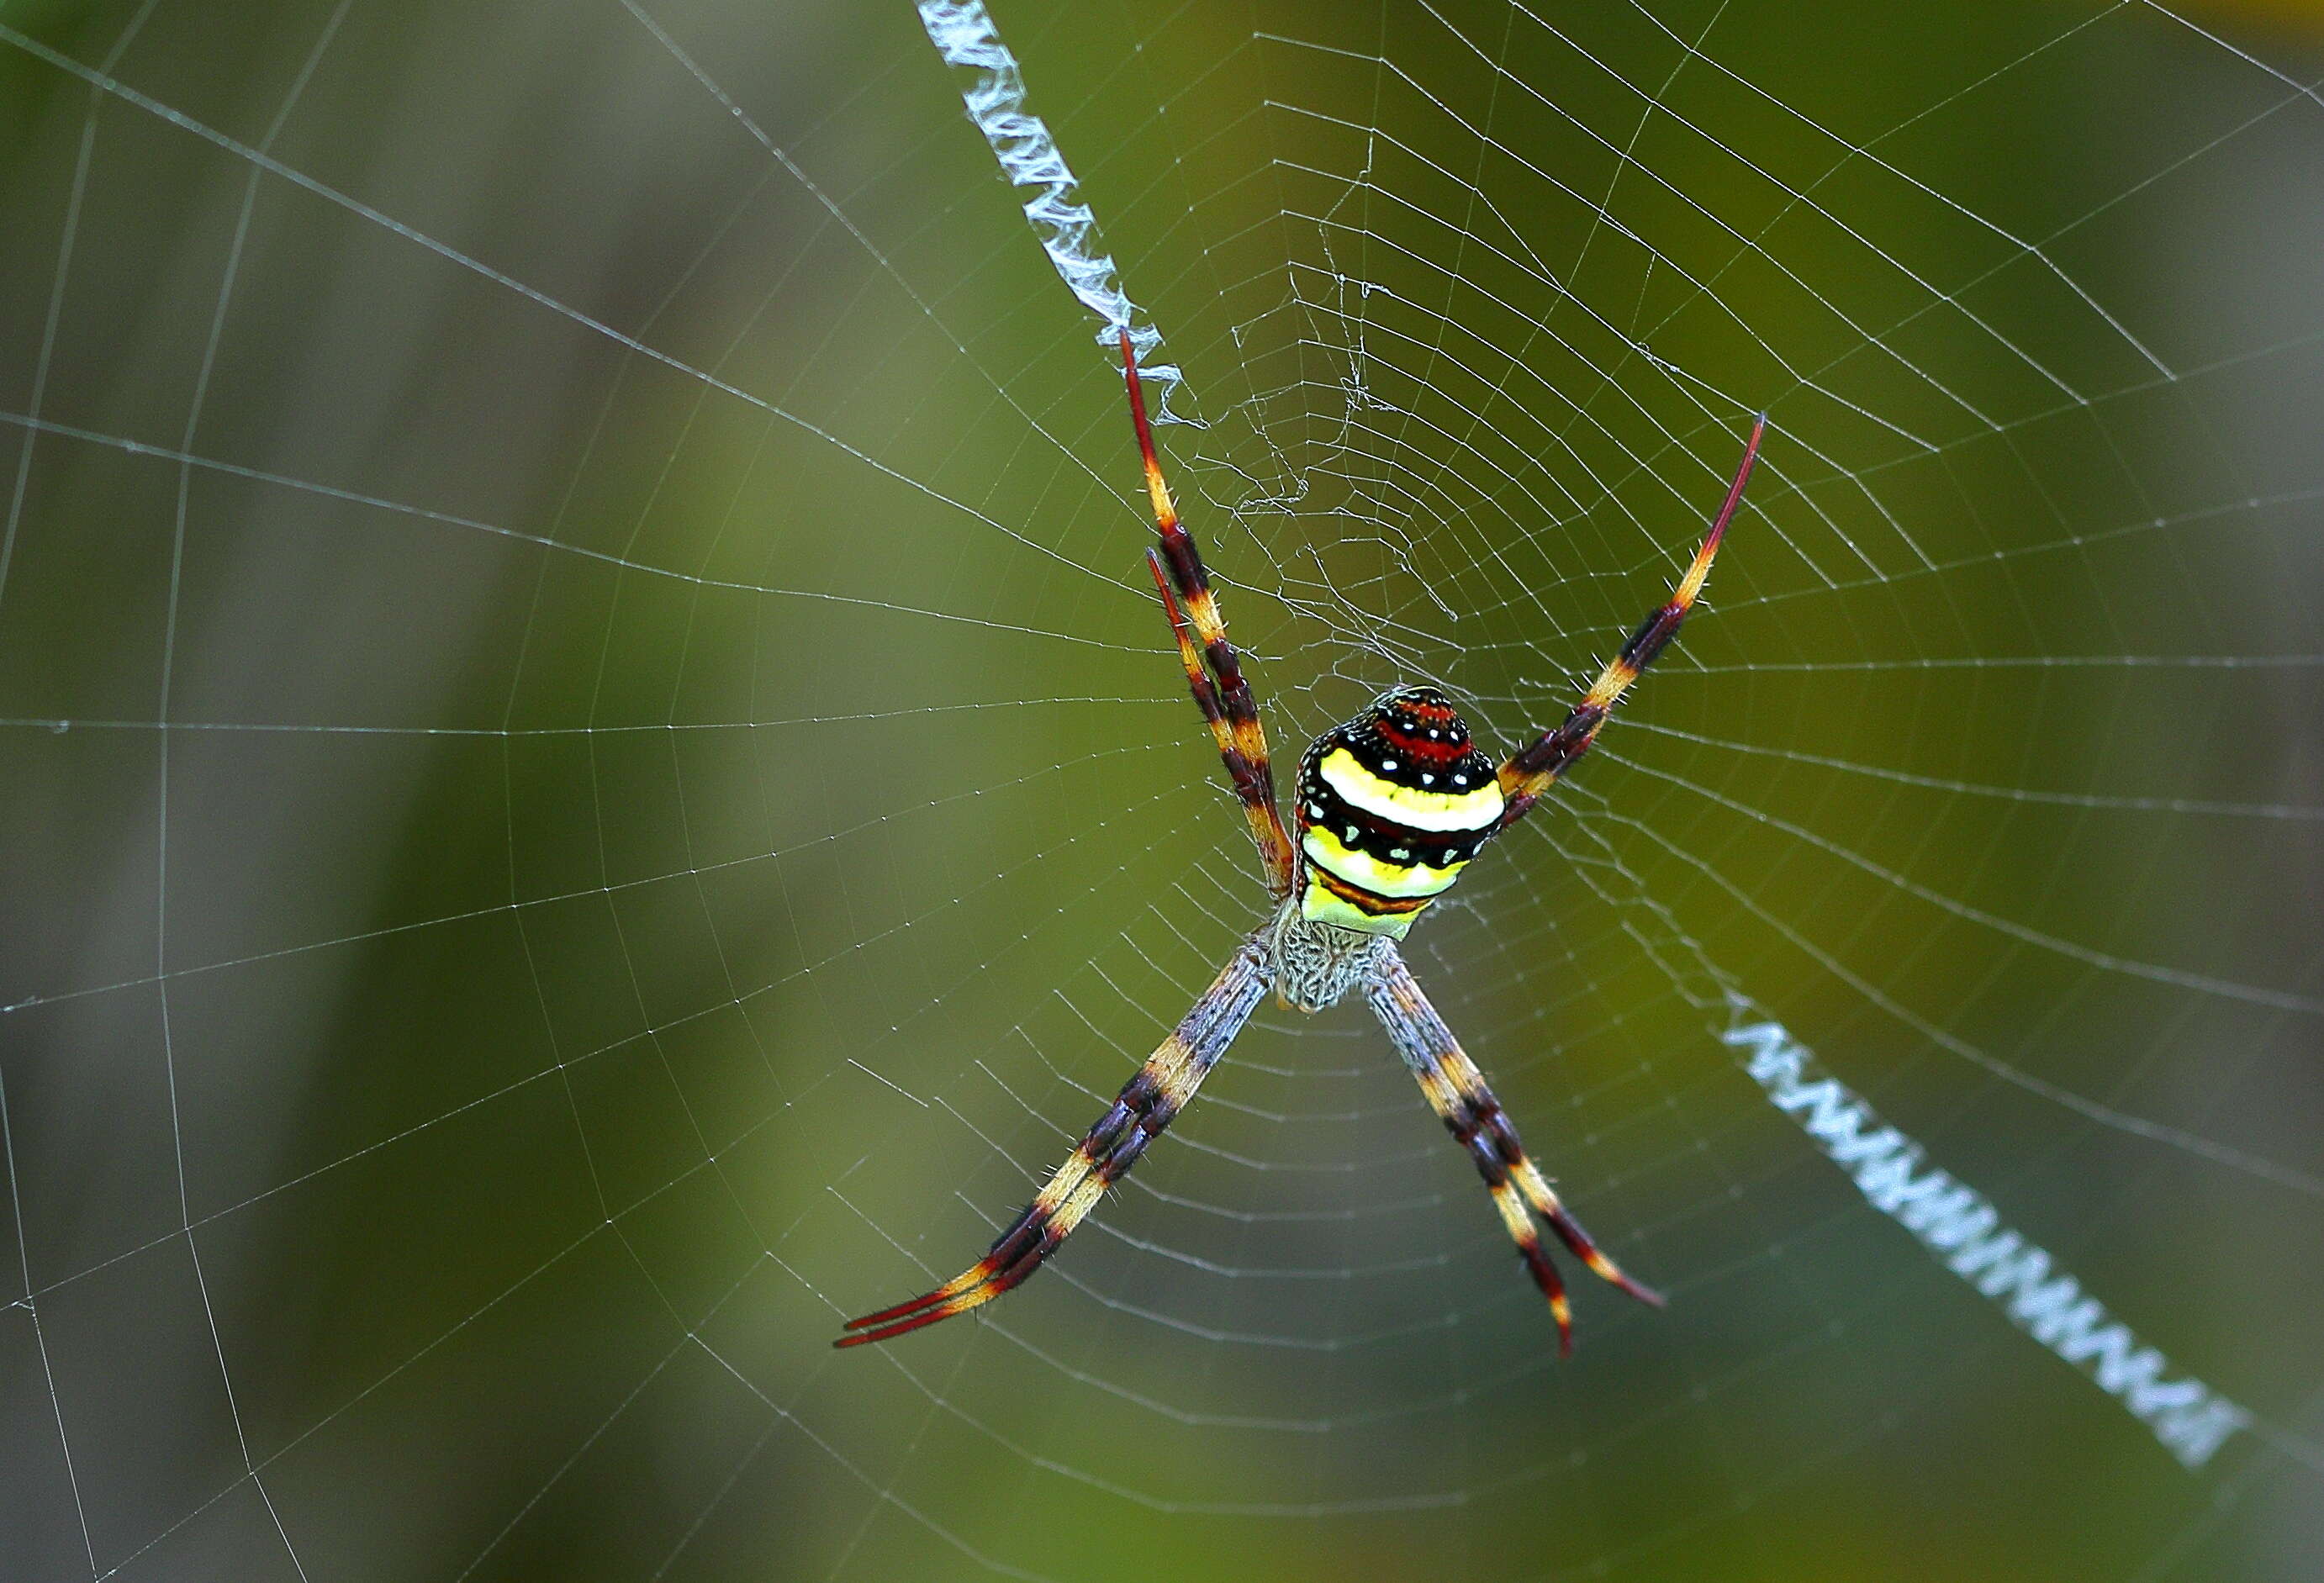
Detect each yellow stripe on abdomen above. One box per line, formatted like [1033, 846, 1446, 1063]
[1300, 868, 1427, 937]
[1317, 748, 1503, 831]
[1302, 826, 1466, 900]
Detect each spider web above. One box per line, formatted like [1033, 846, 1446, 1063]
[1, 0, 2320, 1579]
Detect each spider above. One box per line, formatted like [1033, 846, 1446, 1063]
[838, 331, 1762, 1355]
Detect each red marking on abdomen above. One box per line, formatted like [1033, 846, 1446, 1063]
[1374, 717, 1476, 764]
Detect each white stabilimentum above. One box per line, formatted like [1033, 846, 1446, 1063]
[1722, 1003, 2250, 1470]
[915, 0, 1196, 423]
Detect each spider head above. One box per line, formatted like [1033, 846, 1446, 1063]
[1290, 686, 1507, 938]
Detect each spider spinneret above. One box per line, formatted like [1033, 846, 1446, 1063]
[836, 329, 1763, 1355]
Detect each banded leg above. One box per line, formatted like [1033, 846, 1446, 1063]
[838, 941, 1270, 1347]
[1498, 417, 1765, 827]
[1120, 330, 1298, 898]
[1365, 945, 1662, 1355]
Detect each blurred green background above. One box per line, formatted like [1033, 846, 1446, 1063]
[2, 1, 2320, 1579]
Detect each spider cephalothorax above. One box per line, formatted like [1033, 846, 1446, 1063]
[838, 331, 1762, 1355]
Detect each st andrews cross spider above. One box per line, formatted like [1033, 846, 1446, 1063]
[840, 332, 1762, 1355]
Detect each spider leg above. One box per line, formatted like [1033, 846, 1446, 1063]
[1365, 945, 1662, 1356]
[1120, 330, 1298, 899]
[1497, 416, 1765, 827]
[837, 940, 1269, 1347]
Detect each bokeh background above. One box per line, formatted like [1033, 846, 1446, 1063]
[3, 1, 2321, 1579]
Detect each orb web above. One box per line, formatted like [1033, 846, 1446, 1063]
[1, 2, 2320, 1580]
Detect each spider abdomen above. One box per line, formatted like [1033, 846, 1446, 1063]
[1293, 687, 1504, 938]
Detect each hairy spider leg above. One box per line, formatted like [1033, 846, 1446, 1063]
[837, 942, 1270, 1347]
[1367, 947, 1663, 1355]
[1121, 329, 1297, 898]
[1498, 416, 1766, 826]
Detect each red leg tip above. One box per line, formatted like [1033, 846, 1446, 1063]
[834, 1305, 966, 1348]
[841, 1290, 943, 1330]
